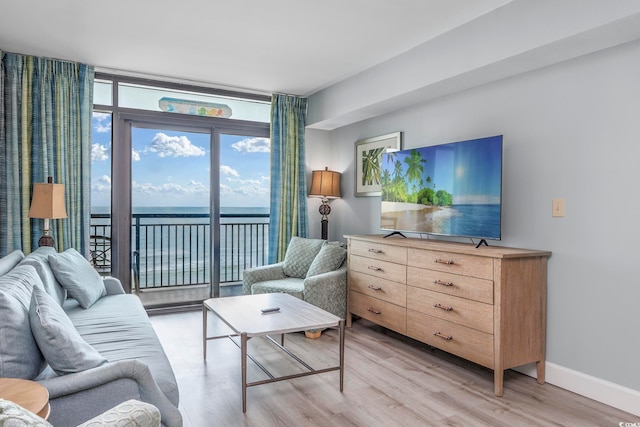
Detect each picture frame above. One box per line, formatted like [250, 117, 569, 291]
[355, 132, 402, 196]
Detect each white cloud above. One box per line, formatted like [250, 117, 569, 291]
[232, 137, 270, 153]
[91, 143, 109, 161]
[147, 133, 206, 158]
[92, 175, 111, 192]
[93, 112, 111, 133]
[224, 178, 270, 197]
[220, 165, 239, 177]
[132, 149, 140, 162]
[132, 180, 209, 196]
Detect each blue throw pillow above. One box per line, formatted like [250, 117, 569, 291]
[29, 286, 108, 375]
[0, 265, 46, 379]
[48, 248, 106, 309]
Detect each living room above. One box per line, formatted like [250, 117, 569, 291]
[1, 1, 640, 426]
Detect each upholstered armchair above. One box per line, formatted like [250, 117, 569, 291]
[242, 237, 347, 320]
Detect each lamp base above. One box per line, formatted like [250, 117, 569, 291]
[38, 235, 55, 247]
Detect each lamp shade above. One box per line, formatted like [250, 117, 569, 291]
[28, 180, 67, 219]
[309, 167, 341, 199]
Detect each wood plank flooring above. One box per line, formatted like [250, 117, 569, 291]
[150, 310, 637, 427]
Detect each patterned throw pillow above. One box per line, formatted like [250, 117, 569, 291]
[306, 242, 347, 277]
[282, 237, 325, 278]
[0, 399, 53, 426]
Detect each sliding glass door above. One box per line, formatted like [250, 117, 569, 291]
[130, 124, 212, 306]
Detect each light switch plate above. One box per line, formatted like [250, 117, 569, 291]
[552, 198, 565, 217]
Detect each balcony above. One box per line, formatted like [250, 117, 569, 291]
[90, 212, 269, 307]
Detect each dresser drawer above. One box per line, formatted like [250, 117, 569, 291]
[406, 266, 493, 304]
[349, 254, 406, 284]
[349, 270, 406, 307]
[350, 240, 407, 264]
[407, 287, 493, 334]
[408, 248, 493, 280]
[350, 291, 406, 334]
[407, 310, 494, 368]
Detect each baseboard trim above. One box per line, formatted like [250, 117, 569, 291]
[514, 363, 640, 417]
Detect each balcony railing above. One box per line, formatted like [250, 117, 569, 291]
[90, 212, 269, 290]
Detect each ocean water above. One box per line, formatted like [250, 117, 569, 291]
[90, 206, 270, 287]
[441, 204, 501, 240]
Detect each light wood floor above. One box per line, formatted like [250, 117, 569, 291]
[150, 310, 636, 427]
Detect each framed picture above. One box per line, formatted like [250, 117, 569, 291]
[355, 132, 402, 196]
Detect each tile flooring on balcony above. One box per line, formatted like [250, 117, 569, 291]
[137, 282, 243, 311]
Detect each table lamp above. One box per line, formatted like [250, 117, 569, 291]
[28, 177, 67, 247]
[309, 167, 341, 240]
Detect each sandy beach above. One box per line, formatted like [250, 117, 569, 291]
[381, 201, 459, 233]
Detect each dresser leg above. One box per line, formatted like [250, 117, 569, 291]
[494, 369, 504, 396]
[536, 360, 546, 384]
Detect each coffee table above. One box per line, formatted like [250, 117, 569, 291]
[202, 293, 345, 412]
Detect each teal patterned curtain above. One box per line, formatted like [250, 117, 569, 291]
[268, 94, 309, 263]
[0, 52, 94, 257]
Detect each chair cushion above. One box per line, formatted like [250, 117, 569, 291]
[306, 242, 347, 277]
[48, 248, 106, 308]
[251, 277, 304, 300]
[0, 265, 46, 379]
[282, 237, 325, 278]
[19, 246, 67, 307]
[30, 286, 108, 376]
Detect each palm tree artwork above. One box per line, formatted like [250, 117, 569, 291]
[361, 147, 386, 186]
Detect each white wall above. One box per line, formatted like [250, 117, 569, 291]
[308, 39, 640, 398]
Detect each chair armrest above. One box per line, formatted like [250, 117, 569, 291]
[242, 262, 286, 295]
[39, 360, 182, 427]
[78, 399, 161, 427]
[303, 264, 348, 319]
[103, 276, 125, 295]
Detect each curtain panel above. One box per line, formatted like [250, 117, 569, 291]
[0, 52, 94, 257]
[268, 94, 309, 263]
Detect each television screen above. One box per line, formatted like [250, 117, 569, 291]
[381, 135, 503, 240]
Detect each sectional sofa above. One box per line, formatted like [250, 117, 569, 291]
[0, 247, 182, 427]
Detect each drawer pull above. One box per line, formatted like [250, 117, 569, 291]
[434, 303, 453, 311]
[367, 307, 381, 315]
[435, 259, 455, 265]
[433, 332, 453, 341]
[434, 280, 454, 287]
[368, 248, 382, 254]
[368, 265, 383, 271]
[367, 285, 382, 291]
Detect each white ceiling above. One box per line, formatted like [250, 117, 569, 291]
[0, 0, 512, 96]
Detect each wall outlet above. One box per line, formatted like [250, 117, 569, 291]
[552, 198, 565, 217]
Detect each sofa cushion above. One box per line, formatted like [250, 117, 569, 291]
[0, 265, 46, 379]
[48, 248, 106, 309]
[306, 242, 347, 277]
[282, 237, 325, 278]
[30, 286, 108, 376]
[251, 277, 304, 300]
[0, 250, 24, 276]
[19, 246, 67, 306]
[65, 294, 180, 406]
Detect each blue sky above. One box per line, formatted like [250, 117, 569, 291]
[91, 112, 270, 208]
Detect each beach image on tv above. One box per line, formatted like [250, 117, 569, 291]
[381, 135, 502, 239]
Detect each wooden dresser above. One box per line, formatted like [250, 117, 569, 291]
[345, 234, 551, 396]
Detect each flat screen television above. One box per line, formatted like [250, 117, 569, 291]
[380, 135, 503, 242]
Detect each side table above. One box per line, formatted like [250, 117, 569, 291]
[0, 378, 50, 420]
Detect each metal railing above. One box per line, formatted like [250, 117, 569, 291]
[90, 212, 269, 289]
